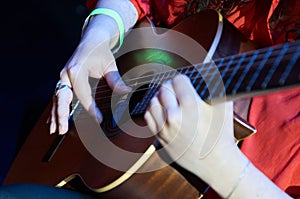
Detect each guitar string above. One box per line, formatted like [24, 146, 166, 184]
[90, 47, 299, 100]
[72, 49, 300, 121]
[72, 44, 298, 116]
[113, 39, 299, 86]
[91, 42, 300, 96]
[66, 42, 300, 120]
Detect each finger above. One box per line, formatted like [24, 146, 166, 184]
[60, 68, 72, 88]
[49, 96, 58, 134]
[145, 103, 169, 146]
[157, 81, 179, 117]
[104, 70, 131, 95]
[147, 96, 166, 134]
[101, 52, 131, 94]
[56, 88, 73, 134]
[144, 91, 159, 133]
[172, 74, 203, 107]
[55, 71, 73, 134]
[69, 68, 103, 124]
[144, 110, 156, 135]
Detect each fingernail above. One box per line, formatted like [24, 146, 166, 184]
[50, 124, 56, 134]
[59, 126, 68, 135]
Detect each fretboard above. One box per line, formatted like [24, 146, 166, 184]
[130, 40, 300, 116]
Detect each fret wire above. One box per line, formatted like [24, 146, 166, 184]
[89, 41, 300, 96]
[169, 69, 178, 80]
[73, 41, 300, 120]
[139, 75, 161, 113]
[200, 58, 225, 97]
[279, 46, 300, 85]
[139, 71, 167, 114]
[139, 70, 175, 113]
[224, 53, 246, 91]
[195, 62, 214, 92]
[100, 48, 297, 102]
[246, 48, 273, 91]
[130, 70, 178, 116]
[192, 62, 206, 86]
[232, 50, 259, 94]
[188, 67, 197, 79]
[142, 72, 164, 106]
[165, 69, 175, 81]
[261, 43, 289, 89]
[81, 61, 298, 119]
[113, 43, 300, 96]
[97, 49, 297, 105]
[116, 41, 300, 116]
[177, 67, 184, 74]
[180, 67, 186, 74]
[183, 66, 190, 75]
[214, 56, 235, 97]
[131, 72, 160, 114]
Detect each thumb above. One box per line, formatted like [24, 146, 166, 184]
[105, 71, 132, 94]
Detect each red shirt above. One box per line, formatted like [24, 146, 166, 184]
[87, 0, 300, 197]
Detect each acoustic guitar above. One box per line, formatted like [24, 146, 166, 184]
[4, 9, 300, 199]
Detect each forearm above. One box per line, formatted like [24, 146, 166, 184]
[65, 0, 138, 69]
[227, 157, 293, 199]
[81, 0, 138, 51]
[144, 76, 293, 198]
[95, 0, 138, 33]
[201, 148, 293, 199]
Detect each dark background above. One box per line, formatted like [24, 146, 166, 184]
[0, 0, 88, 185]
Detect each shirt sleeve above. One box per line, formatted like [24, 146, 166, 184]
[129, 0, 151, 21]
[86, 0, 98, 12]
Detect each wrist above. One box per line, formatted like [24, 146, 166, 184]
[96, 0, 138, 32]
[225, 158, 292, 199]
[199, 146, 250, 198]
[82, 14, 118, 50]
[82, 0, 138, 53]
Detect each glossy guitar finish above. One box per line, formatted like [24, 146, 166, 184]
[4, 9, 300, 199]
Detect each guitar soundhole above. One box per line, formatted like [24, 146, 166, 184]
[100, 112, 123, 138]
[100, 83, 149, 138]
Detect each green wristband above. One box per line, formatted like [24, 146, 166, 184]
[82, 8, 125, 52]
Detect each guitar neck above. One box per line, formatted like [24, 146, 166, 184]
[131, 40, 300, 116]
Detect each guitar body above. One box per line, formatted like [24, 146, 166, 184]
[4, 9, 257, 198]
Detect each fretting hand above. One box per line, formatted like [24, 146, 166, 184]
[144, 74, 238, 180]
[144, 74, 292, 199]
